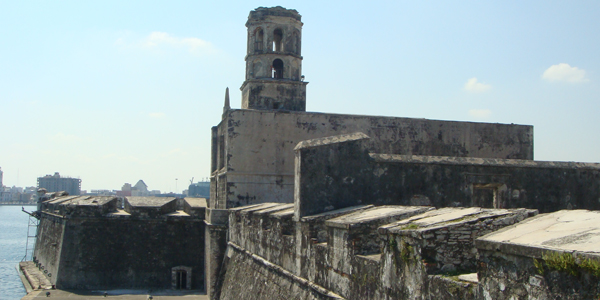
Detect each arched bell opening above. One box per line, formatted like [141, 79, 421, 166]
[254, 28, 264, 52]
[272, 28, 283, 52]
[272, 59, 284, 79]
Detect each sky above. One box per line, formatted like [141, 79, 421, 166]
[1, 1, 599, 193]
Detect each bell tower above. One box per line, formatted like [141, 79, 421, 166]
[240, 6, 307, 111]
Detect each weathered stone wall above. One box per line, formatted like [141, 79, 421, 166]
[219, 203, 537, 300]
[204, 208, 229, 300]
[293, 134, 600, 217]
[210, 109, 534, 209]
[475, 210, 600, 299]
[56, 217, 205, 290]
[229, 203, 296, 272]
[242, 80, 307, 111]
[376, 207, 537, 299]
[370, 154, 600, 213]
[427, 275, 478, 300]
[477, 249, 600, 299]
[34, 196, 207, 290]
[33, 213, 65, 285]
[294, 133, 372, 218]
[219, 243, 344, 300]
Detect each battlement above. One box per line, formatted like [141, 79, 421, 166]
[38, 194, 207, 219]
[34, 195, 208, 290]
[248, 6, 301, 22]
[221, 203, 539, 299]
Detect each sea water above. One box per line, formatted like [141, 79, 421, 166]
[0, 205, 35, 300]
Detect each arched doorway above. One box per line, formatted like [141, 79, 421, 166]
[272, 59, 283, 79]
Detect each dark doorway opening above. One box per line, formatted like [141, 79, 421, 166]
[272, 59, 284, 79]
[176, 270, 187, 289]
[273, 28, 283, 52]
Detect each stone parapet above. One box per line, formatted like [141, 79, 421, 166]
[224, 202, 538, 300]
[476, 210, 600, 299]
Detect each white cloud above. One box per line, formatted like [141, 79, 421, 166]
[468, 109, 492, 119]
[464, 77, 491, 93]
[148, 112, 165, 119]
[542, 63, 589, 83]
[143, 32, 215, 55]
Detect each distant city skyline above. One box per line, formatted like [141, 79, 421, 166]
[1, 1, 599, 192]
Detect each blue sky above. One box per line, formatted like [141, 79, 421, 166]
[1, 1, 599, 192]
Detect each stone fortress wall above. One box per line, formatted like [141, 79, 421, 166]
[208, 132, 600, 300]
[294, 133, 600, 217]
[211, 110, 534, 209]
[207, 6, 600, 300]
[33, 192, 207, 290]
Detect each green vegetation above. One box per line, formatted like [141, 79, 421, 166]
[388, 237, 397, 251]
[543, 252, 579, 276]
[578, 258, 600, 277]
[534, 252, 600, 278]
[533, 258, 544, 275]
[400, 242, 413, 263]
[400, 223, 419, 230]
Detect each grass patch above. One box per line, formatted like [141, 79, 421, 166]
[536, 252, 600, 278]
[400, 242, 413, 263]
[544, 252, 578, 276]
[401, 223, 419, 230]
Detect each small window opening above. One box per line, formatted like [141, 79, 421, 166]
[272, 29, 283, 52]
[176, 270, 187, 289]
[273, 103, 280, 109]
[272, 59, 283, 79]
[254, 29, 263, 52]
[171, 266, 192, 290]
[472, 183, 502, 208]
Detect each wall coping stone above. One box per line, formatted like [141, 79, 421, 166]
[370, 153, 600, 169]
[294, 132, 370, 151]
[254, 203, 294, 216]
[476, 210, 600, 259]
[301, 205, 374, 222]
[379, 207, 537, 235]
[325, 205, 432, 229]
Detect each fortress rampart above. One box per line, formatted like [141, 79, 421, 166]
[33, 194, 207, 290]
[209, 132, 600, 299]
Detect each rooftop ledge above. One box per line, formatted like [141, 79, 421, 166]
[370, 153, 600, 169]
[475, 210, 600, 259]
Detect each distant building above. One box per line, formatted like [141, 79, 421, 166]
[0, 185, 35, 203]
[37, 172, 81, 196]
[0, 167, 3, 188]
[118, 180, 156, 197]
[188, 181, 210, 198]
[133, 180, 148, 195]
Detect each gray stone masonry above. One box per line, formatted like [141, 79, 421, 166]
[294, 133, 600, 217]
[220, 203, 538, 300]
[33, 195, 207, 291]
[204, 208, 228, 300]
[476, 210, 600, 299]
[211, 109, 534, 209]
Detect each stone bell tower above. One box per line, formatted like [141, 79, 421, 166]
[240, 6, 307, 111]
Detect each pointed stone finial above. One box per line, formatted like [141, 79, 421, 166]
[223, 87, 230, 114]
